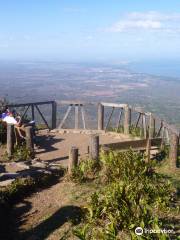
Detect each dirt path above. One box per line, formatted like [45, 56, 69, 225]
[1, 130, 135, 239]
[12, 179, 98, 240]
[35, 130, 133, 167]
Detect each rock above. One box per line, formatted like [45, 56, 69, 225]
[31, 162, 48, 169]
[0, 179, 16, 187]
[31, 158, 41, 162]
[48, 165, 61, 171]
[14, 162, 30, 170]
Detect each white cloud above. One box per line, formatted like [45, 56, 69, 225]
[108, 11, 180, 33]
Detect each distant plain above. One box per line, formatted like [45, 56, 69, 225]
[0, 61, 180, 129]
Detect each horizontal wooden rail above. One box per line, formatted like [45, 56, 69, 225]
[101, 102, 127, 108]
[56, 100, 95, 106]
[102, 138, 162, 151]
[8, 101, 54, 108]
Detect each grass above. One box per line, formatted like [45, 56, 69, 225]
[0, 146, 179, 240]
[69, 150, 179, 240]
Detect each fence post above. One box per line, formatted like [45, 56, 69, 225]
[7, 124, 14, 158]
[98, 103, 104, 130]
[89, 135, 99, 161]
[25, 126, 34, 158]
[75, 105, 79, 129]
[52, 101, 57, 129]
[68, 146, 79, 174]
[149, 114, 156, 138]
[169, 132, 179, 169]
[31, 104, 35, 121]
[146, 136, 151, 162]
[124, 106, 131, 135]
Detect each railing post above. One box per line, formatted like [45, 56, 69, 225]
[145, 134, 151, 163]
[7, 124, 14, 158]
[149, 113, 155, 138]
[169, 132, 179, 169]
[89, 135, 99, 161]
[98, 103, 104, 130]
[124, 106, 131, 135]
[75, 105, 79, 129]
[52, 101, 57, 129]
[25, 126, 34, 158]
[68, 146, 79, 174]
[31, 104, 35, 121]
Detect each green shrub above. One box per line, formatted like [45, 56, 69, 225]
[69, 159, 101, 183]
[74, 150, 176, 239]
[3, 144, 32, 161]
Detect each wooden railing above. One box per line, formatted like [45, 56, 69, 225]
[6, 100, 179, 169]
[8, 101, 57, 130]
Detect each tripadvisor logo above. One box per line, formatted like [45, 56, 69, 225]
[135, 227, 143, 236]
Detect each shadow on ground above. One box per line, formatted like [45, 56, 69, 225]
[18, 205, 83, 240]
[35, 135, 65, 154]
[0, 169, 65, 240]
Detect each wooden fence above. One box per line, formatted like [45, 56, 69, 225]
[6, 100, 179, 168]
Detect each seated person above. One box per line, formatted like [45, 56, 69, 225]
[1, 107, 36, 144]
[2, 108, 26, 142]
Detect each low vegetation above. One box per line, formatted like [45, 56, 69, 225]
[108, 125, 143, 138]
[70, 150, 179, 240]
[0, 169, 65, 208]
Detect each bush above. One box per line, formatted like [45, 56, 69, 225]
[68, 159, 101, 183]
[74, 150, 177, 239]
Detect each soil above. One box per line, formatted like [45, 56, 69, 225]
[35, 130, 132, 166]
[1, 129, 134, 239]
[11, 179, 98, 240]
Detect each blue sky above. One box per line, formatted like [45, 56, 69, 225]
[0, 0, 180, 62]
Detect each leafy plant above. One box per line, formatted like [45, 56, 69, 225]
[73, 149, 177, 239]
[69, 159, 101, 183]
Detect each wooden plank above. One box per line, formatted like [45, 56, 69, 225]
[52, 101, 57, 129]
[75, 105, 79, 129]
[124, 106, 131, 135]
[156, 121, 163, 137]
[81, 105, 86, 129]
[56, 100, 94, 106]
[105, 107, 115, 131]
[116, 109, 122, 132]
[35, 105, 50, 129]
[7, 124, 14, 158]
[98, 103, 104, 130]
[102, 138, 162, 151]
[142, 114, 147, 138]
[31, 104, 35, 121]
[25, 126, 34, 158]
[21, 105, 30, 119]
[169, 132, 179, 169]
[101, 102, 127, 108]
[58, 105, 72, 129]
[135, 113, 141, 128]
[68, 146, 79, 174]
[131, 107, 149, 115]
[8, 101, 54, 108]
[146, 138, 151, 162]
[89, 135, 99, 161]
[165, 128, 170, 144]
